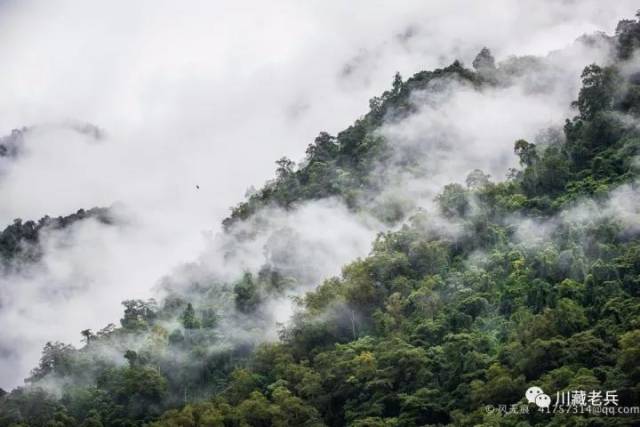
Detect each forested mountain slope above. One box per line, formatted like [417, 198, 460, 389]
[1, 13, 640, 427]
[0, 208, 113, 270]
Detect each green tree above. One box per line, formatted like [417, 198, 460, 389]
[181, 303, 201, 329]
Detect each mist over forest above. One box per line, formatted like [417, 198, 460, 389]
[1, 2, 640, 426]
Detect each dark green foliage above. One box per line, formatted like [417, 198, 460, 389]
[436, 183, 470, 217]
[0, 388, 71, 427]
[28, 342, 76, 383]
[234, 272, 262, 313]
[0, 208, 112, 267]
[181, 303, 201, 330]
[616, 11, 640, 60]
[120, 299, 157, 331]
[572, 64, 621, 121]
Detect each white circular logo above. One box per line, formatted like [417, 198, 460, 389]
[525, 386, 544, 403]
[535, 393, 551, 408]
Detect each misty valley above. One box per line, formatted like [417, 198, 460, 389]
[1, 4, 640, 427]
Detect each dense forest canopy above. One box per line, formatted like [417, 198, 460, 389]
[1, 11, 640, 427]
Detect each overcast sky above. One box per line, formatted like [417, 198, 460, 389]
[0, 0, 638, 389]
